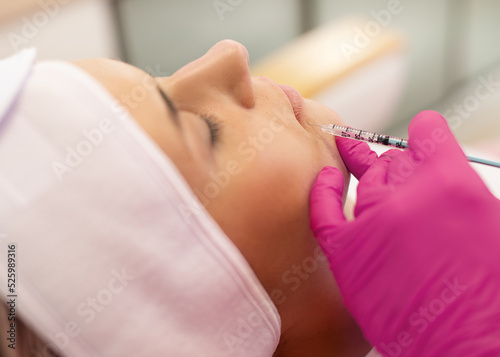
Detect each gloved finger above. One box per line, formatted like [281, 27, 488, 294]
[385, 149, 417, 186]
[407, 110, 468, 167]
[336, 136, 378, 180]
[354, 154, 394, 216]
[380, 148, 404, 160]
[380, 150, 423, 187]
[310, 166, 347, 242]
[357, 152, 396, 191]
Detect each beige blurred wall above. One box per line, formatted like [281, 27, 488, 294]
[117, 0, 500, 132]
[0, 0, 120, 61]
[0, 0, 46, 22]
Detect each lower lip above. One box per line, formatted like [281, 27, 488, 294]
[279, 85, 305, 124]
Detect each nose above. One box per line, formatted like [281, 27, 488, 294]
[161, 40, 255, 110]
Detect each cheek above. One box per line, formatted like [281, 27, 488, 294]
[213, 132, 329, 228]
[203, 126, 349, 241]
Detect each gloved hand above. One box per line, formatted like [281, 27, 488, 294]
[310, 111, 500, 356]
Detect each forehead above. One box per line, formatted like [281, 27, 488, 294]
[72, 58, 149, 90]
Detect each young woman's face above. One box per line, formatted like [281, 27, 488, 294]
[74, 40, 368, 355]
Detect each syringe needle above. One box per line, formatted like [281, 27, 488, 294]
[307, 122, 500, 169]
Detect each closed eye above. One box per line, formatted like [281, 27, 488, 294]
[147, 72, 181, 128]
[200, 114, 221, 145]
[146, 71, 220, 146]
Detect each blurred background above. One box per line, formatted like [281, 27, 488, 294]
[1, 0, 499, 152]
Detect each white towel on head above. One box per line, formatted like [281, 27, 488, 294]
[0, 48, 36, 126]
[0, 51, 280, 356]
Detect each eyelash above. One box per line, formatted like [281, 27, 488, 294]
[146, 71, 220, 146]
[200, 114, 221, 145]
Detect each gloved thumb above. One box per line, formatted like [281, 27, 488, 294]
[310, 166, 347, 254]
[408, 110, 468, 168]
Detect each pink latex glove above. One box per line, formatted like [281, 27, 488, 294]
[310, 111, 500, 356]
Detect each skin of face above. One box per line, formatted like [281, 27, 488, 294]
[73, 40, 370, 357]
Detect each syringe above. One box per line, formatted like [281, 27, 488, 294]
[308, 123, 500, 169]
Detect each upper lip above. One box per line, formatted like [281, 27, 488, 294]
[278, 84, 305, 125]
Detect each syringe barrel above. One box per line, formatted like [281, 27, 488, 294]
[324, 125, 408, 149]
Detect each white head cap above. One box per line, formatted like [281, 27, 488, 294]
[0, 50, 280, 356]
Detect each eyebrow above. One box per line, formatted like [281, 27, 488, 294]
[154, 82, 180, 128]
